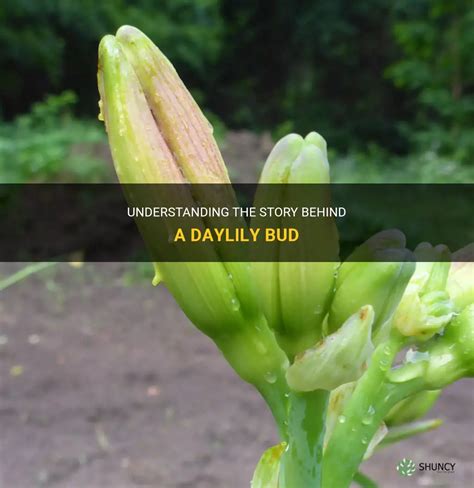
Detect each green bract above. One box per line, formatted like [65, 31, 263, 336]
[287, 305, 374, 391]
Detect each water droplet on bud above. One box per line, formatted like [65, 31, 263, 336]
[362, 405, 375, 425]
[264, 371, 277, 384]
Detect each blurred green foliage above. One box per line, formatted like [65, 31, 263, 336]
[0, 91, 107, 182]
[388, 0, 474, 164]
[0, 0, 472, 182]
[0, 0, 223, 118]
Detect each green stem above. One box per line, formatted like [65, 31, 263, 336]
[279, 390, 329, 488]
[322, 333, 407, 488]
[215, 322, 290, 439]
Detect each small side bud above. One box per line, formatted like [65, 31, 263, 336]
[394, 244, 454, 339]
[385, 390, 441, 427]
[422, 304, 474, 388]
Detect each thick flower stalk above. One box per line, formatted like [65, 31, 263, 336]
[98, 25, 474, 488]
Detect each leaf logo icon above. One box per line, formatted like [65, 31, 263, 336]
[397, 458, 417, 477]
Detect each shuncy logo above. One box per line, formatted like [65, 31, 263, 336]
[396, 458, 456, 477]
[397, 458, 417, 477]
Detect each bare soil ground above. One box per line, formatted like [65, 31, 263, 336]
[0, 264, 472, 488]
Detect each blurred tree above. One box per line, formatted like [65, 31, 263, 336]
[0, 0, 224, 118]
[387, 0, 474, 163]
[1, 0, 472, 163]
[213, 0, 407, 151]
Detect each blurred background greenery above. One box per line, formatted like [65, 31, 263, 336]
[0, 0, 473, 182]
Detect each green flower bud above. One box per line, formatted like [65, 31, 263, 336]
[98, 29, 288, 393]
[98, 34, 242, 333]
[253, 133, 339, 358]
[115, 25, 230, 185]
[111, 25, 261, 319]
[385, 390, 441, 427]
[393, 244, 454, 339]
[422, 304, 474, 388]
[328, 231, 415, 335]
[286, 306, 374, 391]
[394, 289, 454, 340]
[447, 244, 474, 311]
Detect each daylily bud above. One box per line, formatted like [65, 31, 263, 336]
[422, 304, 474, 388]
[98, 29, 288, 391]
[98, 35, 240, 332]
[393, 290, 454, 340]
[385, 390, 441, 427]
[115, 25, 230, 184]
[253, 133, 339, 357]
[327, 231, 415, 335]
[286, 306, 374, 391]
[447, 244, 474, 311]
[394, 243, 454, 339]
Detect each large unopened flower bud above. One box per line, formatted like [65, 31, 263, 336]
[286, 305, 374, 391]
[447, 244, 474, 311]
[253, 132, 339, 357]
[393, 243, 454, 340]
[327, 230, 415, 336]
[97, 28, 288, 392]
[98, 34, 242, 332]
